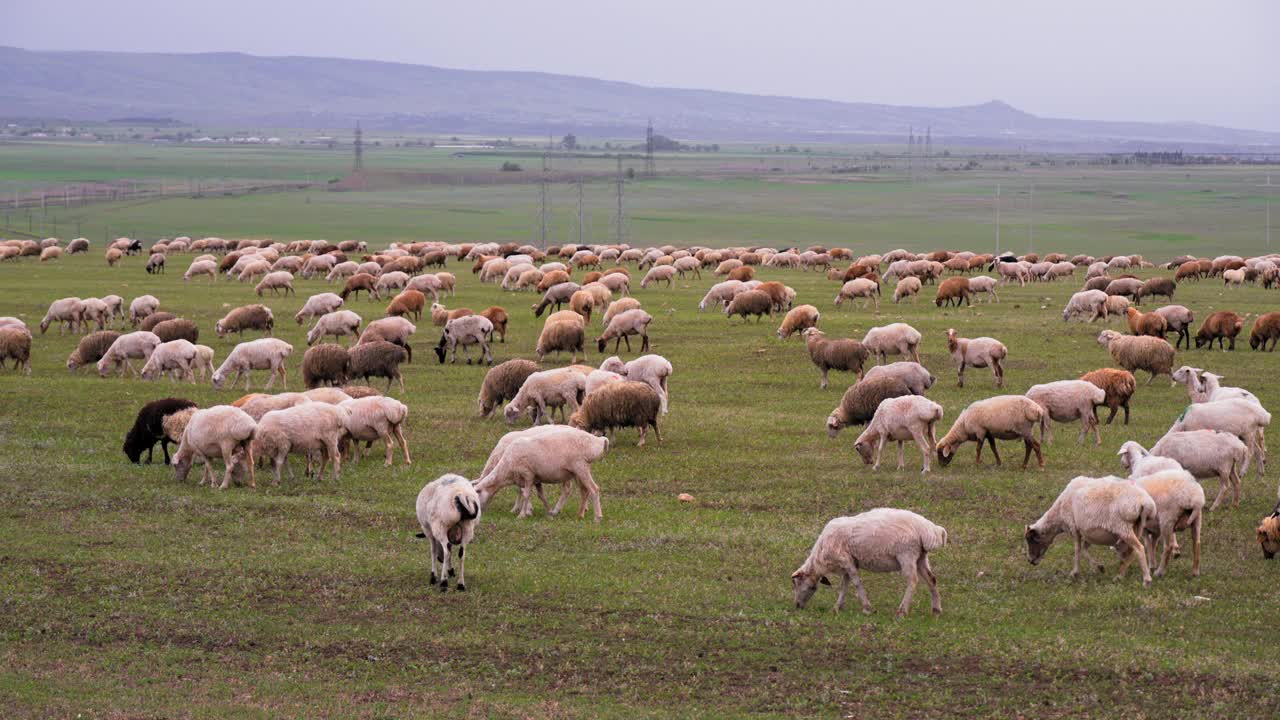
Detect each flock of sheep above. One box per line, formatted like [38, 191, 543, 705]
[4, 236, 1279, 613]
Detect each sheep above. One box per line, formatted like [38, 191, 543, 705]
[640, 265, 677, 289]
[699, 280, 744, 311]
[1079, 368, 1137, 425]
[252, 402, 350, 485]
[715, 259, 743, 275]
[254, 271, 295, 297]
[586, 368, 625, 396]
[105, 248, 123, 266]
[0, 317, 27, 332]
[1194, 311, 1244, 350]
[473, 426, 608, 521]
[1124, 306, 1167, 338]
[1257, 512, 1280, 559]
[67, 330, 121, 372]
[40, 297, 84, 335]
[161, 406, 198, 450]
[139, 339, 199, 383]
[933, 277, 971, 307]
[945, 328, 1006, 388]
[271, 255, 304, 274]
[345, 340, 408, 393]
[791, 508, 947, 616]
[536, 311, 586, 363]
[434, 271, 456, 296]
[192, 344, 216, 380]
[211, 338, 293, 391]
[1170, 366, 1260, 406]
[303, 344, 351, 388]
[306, 310, 362, 346]
[415, 474, 481, 592]
[97, 331, 162, 377]
[340, 273, 380, 301]
[861, 323, 922, 365]
[1103, 295, 1130, 318]
[238, 392, 310, 422]
[123, 397, 199, 465]
[302, 387, 353, 405]
[532, 282, 581, 317]
[139, 312, 178, 333]
[152, 318, 199, 344]
[862, 361, 935, 396]
[1123, 431, 1243, 515]
[724, 289, 773, 323]
[673, 255, 701, 279]
[1223, 268, 1246, 286]
[340, 396, 410, 466]
[936, 395, 1047, 469]
[595, 308, 653, 354]
[799, 328, 868, 390]
[597, 271, 631, 295]
[172, 405, 258, 490]
[429, 302, 474, 327]
[835, 278, 880, 310]
[1062, 290, 1108, 323]
[966, 275, 1000, 303]
[360, 316, 416, 356]
[1249, 312, 1280, 351]
[1096, 330, 1175, 385]
[1025, 380, 1106, 445]
[852, 396, 944, 473]
[215, 304, 274, 339]
[537, 270, 573, 292]
[434, 314, 495, 365]
[598, 353, 673, 415]
[0, 325, 31, 374]
[1169, 399, 1270, 481]
[569, 380, 662, 446]
[67, 238, 89, 254]
[826, 376, 915, 438]
[1136, 277, 1176, 303]
[893, 276, 922, 303]
[504, 367, 587, 425]
[478, 359, 540, 418]
[1154, 305, 1195, 349]
[1024, 476, 1155, 585]
[234, 259, 271, 283]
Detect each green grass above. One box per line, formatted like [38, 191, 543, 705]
[2, 244, 1280, 717]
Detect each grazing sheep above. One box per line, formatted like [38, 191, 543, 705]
[1103, 295, 1130, 318]
[640, 265, 677, 288]
[1130, 469, 1204, 577]
[598, 354, 673, 415]
[434, 314, 494, 365]
[1079, 368, 1136, 425]
[1025, 380, 1106, 445]
[161, 406, 198, 449]
[893, 277, 922, 303]
[791, 508, 947, 616]
[1105, 277, 1143, 302]
[341, 396, 410, 466]
[596, 308, 652, 353]
[478, 359, 540, 417]
[754, 281, 795, 312]
[536, 310, 586, 363]
[254, 271, 295, 297]
[97, 331, 162, 377]
[139, 339, 199, 383]
[66, 330, 121, 373]
[1024, 476, 1155, 585]
[1123, 430, 1235, 520]
[152, 318, 199, 345]
[123, 399, 196, 463]
[139, 312, 177, 333]
[303, 344, 352, 388]
[348, 340, 409, 393]
[600, 298, 643, 328]
[306, 310, 363, 346]
[724, 289, 773, 323]
[1170, 366, 1260, 406]
[1249, 311, 1280, 351]
[40, 297, 85, 335]
[253, 403, 350, 485]
[1194, 311, 1244, 350]
[480, 306, 509, 343]
[340, 273, 380, 301]
[0, 326, 31, 374]
[359, 317, 416, 361]
[215, 304, 274, 339]
[852, 395, 944, 473]
[945, 328, 1006, 388]
[966, 275, 1000, 303]
[699, 280, 744, 311]
[936, 395, 1047, 469]
[802, 328, 868, 389]
[473, 426, 609, 521]
[415, 474, 482, 592]
[430, 302, 474, 327]
[211, 338, 293, 391]
[537, 270, 573, 293]
[239, 393, 310, 422]
[1154, 305, 1195, 349]
[1096, 330, 1175, 385]
[826, 376, 915, 438]
[532, 282, 581, 317]
[1169, 399, 1270, 481]
[933, 277, 971, 307]
[192, 344, 216, 380]
[1062, 290, 1109, 323]
[569, 380, 662, 446]
[862, 362, 936, 396]
[1257, 512, 1280, 559]
[1136, 277, 1176, 303]
[835, 278, 880, 310]
[172, 405, 258, 489]
[504, 367, 587, 425]
[1125, 307, 1168, 338]
[861, 323, 922, 365]
[67, 238, 89, 254]
[105, 248, 123, 266]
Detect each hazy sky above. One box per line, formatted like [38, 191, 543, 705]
[4, 0, 1277, 131]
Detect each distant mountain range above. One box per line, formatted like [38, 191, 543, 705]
[2, 46, 1276, 150]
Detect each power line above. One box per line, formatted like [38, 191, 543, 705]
[537, 152, 551, 249]
[611, 156, 627, 244]
[644, 118, 656, 177]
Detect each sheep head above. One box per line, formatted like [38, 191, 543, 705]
[852, 440, 875, 466]
[1024, 525, 1054, 565]
[1257, 514, 1280, 559]
[825, 413, 843, 439]
[790, 568, 830, 609]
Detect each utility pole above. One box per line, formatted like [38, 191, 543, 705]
[574, 176, 587, 246]
[1267, 174, 1272, 251]
[1027, 183, 1034, 253]
[353, 122, 364, 172]
[907, 126, 914, 183]
[644, 118, 656, 177]
[995, 184, 1001, 254]
[611, 156, 626, 244]
[537, 153, 551, 249]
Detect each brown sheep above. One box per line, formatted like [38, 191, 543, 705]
[481, 306, 509, 343]
[152, 318, 199, 344]
[536, 312, 586, 363]
[777, 305, 820, 340]
[582, 271, 603, 285]
[1174, 261, 1201, 281]
[569, 380, 662, 446]
[303, 344, 351, 388]
[537, 270, 573, 292]
[1195, 311, 1244, 350]
[724, 289, 773, 323]
[1083, 276, 1112, 292]
[1249, 312, 1280, 351]
[386, 289, 427, 321]
[67, 330, 121, 372]
[0, 327, 33, 374]
[570, 290, 595, 322]
[348, 340, 408, 393]
[431, 303, 474, 327]
[478, 359, 540, 417]
[1080, 368, 1136, 425]
[1136, 277, 1176, 303]
[139, 312, 178, 333]
[727, 266, 755, 282]
[803, 328, 868, 389]
[826, 376, 914, 437]
[934, 277, 971, 307]
[105, 248, 123, 266]
[756, 281, 794, 312]
[1124, 307, 1168, 338]
[340, 273, 380, 301]
[215, 304, 274, 339]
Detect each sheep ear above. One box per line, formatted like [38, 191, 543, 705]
[790, 569, 803, 579]
[819, 576, 831, 586]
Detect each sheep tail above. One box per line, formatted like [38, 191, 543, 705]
[455, 496, 480, 521]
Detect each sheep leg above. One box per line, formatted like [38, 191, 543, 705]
[895, 555, 920, 618]
[636, 425, 647, 447]
[548, 482, 570, 516]
[988, 436, 1002, 466]
[1154, 529, 1175, 578]
[1117, 528, 1152, 585]
[429, 538, 442, 584]
[1071, 534, 1084, 577]
[1208, 470, 1231, 511]
[992, 359, 1003, 388]
[919, 554, 941, 614]
[872, 435, 887, 471]
[1023, 437, 1043, 469]
[819, 367, 830, 389]
[895, 441, 905, 471]
[576, 467, 603, 522]
[956, 362, 966, 388]
[328, 438, 341, 481]
[218, 444, 238, 490]
[910, 428, 931, 474]
[396, 371, 405, 394]
[455, 544, 467, 591]
[843, 562, 872, 614]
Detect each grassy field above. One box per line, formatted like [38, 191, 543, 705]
[2, 241, 1280, 717]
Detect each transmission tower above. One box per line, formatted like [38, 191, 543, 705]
[353, 122, 364, 172]
[537, 153, 551, 249]
[611, 156, 627, 243]
[570, 176, 591, 245]
[644, 118, 656, 177]
[907, 125, 914, 182]
[925, 126, 932, 164]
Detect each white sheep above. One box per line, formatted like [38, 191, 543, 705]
[253, 402, 350, 485]
[172, 405, 258, 490]
[139, 339, 199, 383]
[128, 295, 160, 326]
[640, 265, 677, 289]
[97, 331, 162, 377]
[586, 369, 625, 396]
[504, 368, 587, 425]
[473, 425, 609, 521]
[791, 508, 947, 616]
[375, 270, 410, 293]
[40, 297, 85, 335]
[1062, 290, 1108, 323]
[1171, 366, 1260, 406]
[698, 280, 743, 311]
[239, 392, 311, 422]
[861, 323, 922, 364]
[936, 395, 1047, 469]
[862, 361, 936, 396]
[101, 294, 125, 326]
[1133, 469, 1204, 577]
[1168, 398, 1270, 480]
[255, 270, 295, 297]
[325, 261, 360, 283]
[1024, 475, 1155, 585]
[1141, 430, 1250, 510]
[434, 314, 494, 365]
[415, 474, 482, 592]
[302, 387, 354, 405]
[306, 310, 363, 346]
[852, 395, 944, 473]
[191, 344, 215, 380]
[478, 425, 565, 513]
[945, 328, 1006, 388]
[835, 278, 879, 310]
[893, 276, 922, 303]
[1025, 380, 1106, 445]
[1116, 440, 1187, 479]
[340, 396, 411, 466]
[212, 338, 294, 391]
[599, 353, 673, 414]
[294, 293, 345, 326]
[596, 308, 652, 354]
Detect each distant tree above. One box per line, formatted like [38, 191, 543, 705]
[561, 133, 578, 150]
[625, 167, 636, 179]
[501, 161, 523, 172]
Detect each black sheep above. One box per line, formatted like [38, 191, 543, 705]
[123, 397, 198, 464]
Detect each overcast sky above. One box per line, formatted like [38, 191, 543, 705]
[4, 0, 1277, 131]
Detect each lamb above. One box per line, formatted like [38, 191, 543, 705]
[1121, 432, 1246, 511]
[151, 318, 199, 345]
[1079, 368, 1137, 425]
[1103, 295, 1130, 318]
[172, 405, 258, 490]
[40, 297, 84, 335]
[862, 362, 936, 396]
[699, 280, 744, 311]
[835, 278, 880, 310]
[252, 402, 350, 485]
[303, 343, 351, 388]
[673, 255, 701, 279]
[1194, 311, 1244, 350]
[340, 273, 380, 301]
[215, 304, 274, 339]
[569, 379, 662, 446]
[1249, 311, 1280, 351]
[536, 310, 586, 363]
[1116, 440, 1185, 479]
[791, 508, 947, 616]
[801, 328, 868, 389]
[67, 238, 89, 254]
[348, 340, 409, 393]
[936, 395, 1047, 469]
[97, 331, 162, 377]
[1124, 307, 1168, 338]
[415, 474, 482, 592]
[434, 314, 495, 365]
[532, 282, 581, 317]
[473, 426, 608, 521]
[211, 338, 293, 391]
[598, 353, 673, 414]
[640, 265, 677, 289]
[826, 376, 915, 438]
[1024, 476, 1155, 585]
[1096, 330, 1175, 385]
[340, 396, 410, 466]
[66, 330, 120, 372]
[182, 261, 216, 285]
[139, 339, 199, 383]
[478, 359, 540, 417]
[192, 344, 216, 380]
[306, 310, 362, 346]
[105, 248, 122, 266]
[1136, 277, 1176, 303]
[945, 328, 1006, 388]
[1062, 290, 1109, 323]
[504, 367, 587, 425]
[1025, 380, 1106, 445]
[861, 323, 922, 364]
[933, 277, 971, 307]
[1168, 399, 1270, 481]
[123, 397, 199, 465]
[596, 308, 652, 353]
[893, 276, 922, 303]
[852, 395, 944, 473]
[480, 306, 509, 343]
[1155, 305, 1195, 349]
